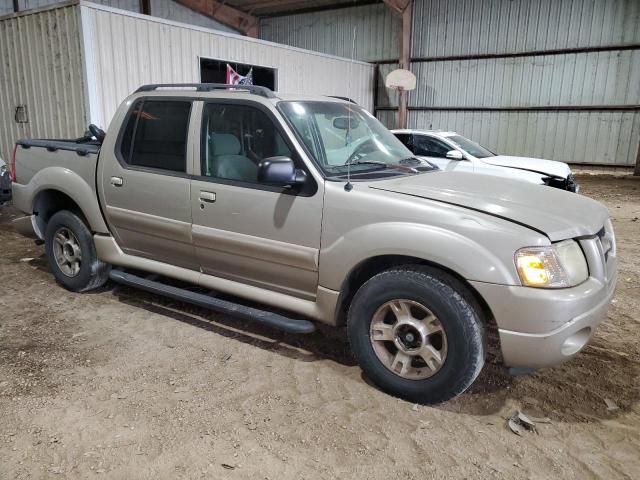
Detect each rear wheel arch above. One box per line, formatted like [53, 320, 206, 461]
[33, 189, 92, 237]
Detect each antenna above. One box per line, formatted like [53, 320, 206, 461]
[345, 24, 357, 192]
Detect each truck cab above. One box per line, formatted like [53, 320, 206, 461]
[10, 84, 617, 404]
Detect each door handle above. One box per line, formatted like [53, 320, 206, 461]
[110, 176, 124, 187]
[199, 191, 216, 203]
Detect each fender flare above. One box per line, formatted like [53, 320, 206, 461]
[319, 222, 519, 290]
[29, 167, 109, 233]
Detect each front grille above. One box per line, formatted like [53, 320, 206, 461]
[579, 222, 616, 284]
[597, 221, 616, 262]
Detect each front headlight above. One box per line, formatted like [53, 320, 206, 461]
[515, 240, 588, 288]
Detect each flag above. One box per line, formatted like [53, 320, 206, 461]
[226, 64, 253, 86]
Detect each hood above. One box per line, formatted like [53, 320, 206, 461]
[481, 155, 571, 179]
[370, 171, 607, 241]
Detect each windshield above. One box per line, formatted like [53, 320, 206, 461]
[279, 101, 432, 176]
[446, 135, 495, 159]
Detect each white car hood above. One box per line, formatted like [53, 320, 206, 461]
[371, 171, 607, 241]
[481, 155, 571, 179]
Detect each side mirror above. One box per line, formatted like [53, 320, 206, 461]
[258, 156, 306, 187]
[446, 150, 464, 160]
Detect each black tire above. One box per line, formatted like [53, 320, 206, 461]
[347, 266, 485, 404]
[44, 210, 111, 292]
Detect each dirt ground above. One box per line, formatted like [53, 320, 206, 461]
[1, 175, 639, 479]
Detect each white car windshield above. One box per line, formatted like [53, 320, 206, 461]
[279, 101, 434, 176]
[446, 135, 495, 159]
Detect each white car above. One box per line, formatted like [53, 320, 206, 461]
[392, 129, 578, 192]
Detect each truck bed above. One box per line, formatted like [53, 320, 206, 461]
[14, 138, 101, 193]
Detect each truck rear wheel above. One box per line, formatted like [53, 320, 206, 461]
[347, 266, 485, 404]
[44, 210, 110, 292]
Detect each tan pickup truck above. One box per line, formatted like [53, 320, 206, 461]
[11, 84, 617, 403]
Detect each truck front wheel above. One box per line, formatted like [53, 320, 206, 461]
[347, 266, 486, 404]
[44, 210, 110, 292]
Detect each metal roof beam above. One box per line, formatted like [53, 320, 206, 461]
[174, 0, 259, 37]
[382, 0, 410, 15]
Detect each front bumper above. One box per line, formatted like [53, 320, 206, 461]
[471, 238, 616, 368]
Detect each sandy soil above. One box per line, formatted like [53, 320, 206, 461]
[1, 175, 639, 479]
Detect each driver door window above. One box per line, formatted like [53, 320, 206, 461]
[201, 103, 293, 183]
[412, 135, 451, 158]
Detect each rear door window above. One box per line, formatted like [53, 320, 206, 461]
[119, 100, 192, 173]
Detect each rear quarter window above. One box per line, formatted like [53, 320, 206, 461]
[119, 100, 191, 173]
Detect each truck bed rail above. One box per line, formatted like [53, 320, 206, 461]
[16, 139, 100, 157]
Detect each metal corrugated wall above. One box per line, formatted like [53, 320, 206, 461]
[80, 2, 375, 129]
[1, 0, 237, 28]
[150, 0, 237, 33]
[0, 0, 136, 12]
[392, 0, 640, 166]
[411, 0, 639, 57]
[259, 0, 640, 166]
[0, 3, 86, 162]
[259, 2, 400, 62]
[0, 1, 14, 15]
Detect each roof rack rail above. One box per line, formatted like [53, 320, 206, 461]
[135, 83, 276, 99]
[327, 95, 358, 104]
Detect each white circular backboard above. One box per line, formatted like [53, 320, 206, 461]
[385, 69, 416, 91]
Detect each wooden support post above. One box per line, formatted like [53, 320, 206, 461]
[398, 4, 412, 129]
[383, 0, 412, 129]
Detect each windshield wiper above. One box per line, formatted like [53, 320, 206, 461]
[398, 157, 422, 165]
[346, 160, 388, 168]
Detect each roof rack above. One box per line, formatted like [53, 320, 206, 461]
[327, 95, 358, 104]
[135, 83, 276, 99]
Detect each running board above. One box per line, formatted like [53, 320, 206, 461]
[109, 270, 316, 334]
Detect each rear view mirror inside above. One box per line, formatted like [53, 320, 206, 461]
[333, 116, 360, 130]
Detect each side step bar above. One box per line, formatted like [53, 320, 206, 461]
[109, 270, 316, 334]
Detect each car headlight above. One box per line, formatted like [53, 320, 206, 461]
[515, 240, 588, 288]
